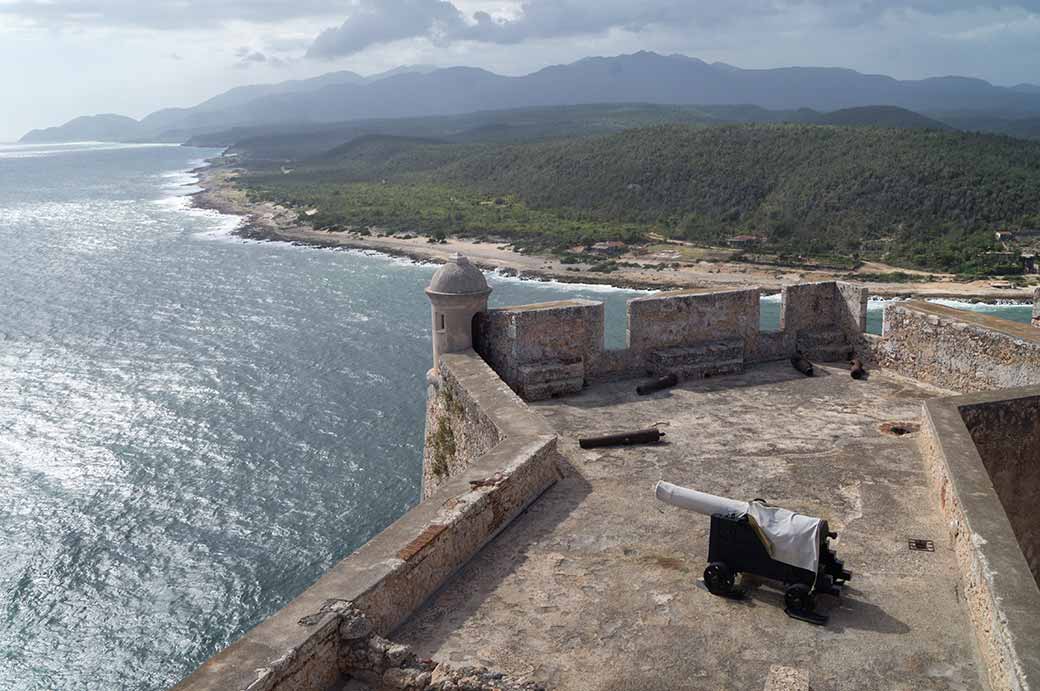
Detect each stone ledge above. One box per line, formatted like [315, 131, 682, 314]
[880, 300, 1040, 392]
[921, 387, 1040, 691]
[897, 301, 1040, 343]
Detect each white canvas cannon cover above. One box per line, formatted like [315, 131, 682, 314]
[655, 481, 822, 573]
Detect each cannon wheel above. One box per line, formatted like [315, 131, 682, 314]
[784, 583, 815, 612]
[703, 562, 735, 596]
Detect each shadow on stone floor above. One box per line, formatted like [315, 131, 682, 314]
[392, 454, 594, 652]
[542, 362, 842, 411]
[717, 577, 911, 636]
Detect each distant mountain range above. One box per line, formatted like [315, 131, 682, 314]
[189, 103, 950, 163]
[20, 52, 1040, 143]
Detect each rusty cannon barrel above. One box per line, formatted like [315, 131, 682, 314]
[579, 427, 665, 449]
[636, 373, 679, 396]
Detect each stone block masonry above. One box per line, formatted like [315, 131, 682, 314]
[879, 301, 1040, 392]
[474, 282, 871, 396]
[625, 287, 760, 356]
[781, 281, 867, 361]
[475, 299, 604, 396]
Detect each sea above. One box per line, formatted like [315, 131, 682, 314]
[0, 142, 1033, 691]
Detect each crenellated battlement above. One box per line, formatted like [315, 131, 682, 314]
[473, 281, 868, 400]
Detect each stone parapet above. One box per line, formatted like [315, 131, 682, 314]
[879, 301, 1040, 392]
[473, 283, 874, 397]
[626, 287, 760, 356]
[475, 299, 604, 390]
[921, 388, 1040, 691]
[174, 351, 560, 691]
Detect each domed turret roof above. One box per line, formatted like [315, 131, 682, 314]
[427, 253, 490, 295]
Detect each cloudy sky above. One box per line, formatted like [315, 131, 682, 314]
[1, 0, 1039, 141]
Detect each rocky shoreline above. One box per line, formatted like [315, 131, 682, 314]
[191, 161, 1037, 303]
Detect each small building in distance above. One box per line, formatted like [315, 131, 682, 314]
[995, 230, 1015, 242]
[726, 234, 765, 249]
[586, 241, 627, 256]
[1022, 252, 1038, 275]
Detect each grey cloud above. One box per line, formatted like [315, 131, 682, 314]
[0, 0, 337, 29]
[304, 0, 1040, 58]
[234, 48, 289, 69]
[307, 0, 466, 59]
[263, 36, 313, 53]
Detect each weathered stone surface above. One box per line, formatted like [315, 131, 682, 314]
[475, 300, 604, 391]
[340, 613, 373, 640]
[646, 338, 744, 378]
[422, 365, 503, 498]
[517, 359, 585, 400]
[627, 287, 759, 357]
[796, 329, 852, 362]
[922, 388, 1040, 691]
[763, 665, 809, 691]
[332, 607, 541, 691]
[780, 281, 867, 342]
[518, 359, 584, 386]
[398, 362, 989, 691]
[520, 377, 584, 401]
[178, 279, 1040, 691]
[878, 301, 1040, 392]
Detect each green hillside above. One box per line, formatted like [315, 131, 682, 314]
[239, 124, 1040, 273]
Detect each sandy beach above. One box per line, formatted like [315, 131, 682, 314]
[193, 163, 1039, 302]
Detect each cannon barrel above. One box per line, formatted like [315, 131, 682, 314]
[636, 373, 679, 396]
[654, 481, 748, 517]
[580, 428, 664, 449]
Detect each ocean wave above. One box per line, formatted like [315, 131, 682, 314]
[153, 165, 244, 239]
[486, 267, 655, 294]
[926, 297, 1030, 309]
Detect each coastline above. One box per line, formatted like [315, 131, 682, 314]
[191, 161, 1038, 302]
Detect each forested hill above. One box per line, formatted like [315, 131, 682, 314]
[242, 124, 1040, 272]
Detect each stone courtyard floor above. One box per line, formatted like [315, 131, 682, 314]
[394, 362, 989, 691]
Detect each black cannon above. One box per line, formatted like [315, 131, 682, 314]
[655, 481, 852, 625]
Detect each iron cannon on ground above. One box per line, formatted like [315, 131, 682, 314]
[654, 481, 852, 624]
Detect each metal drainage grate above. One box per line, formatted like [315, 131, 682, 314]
[908, 538, 935, 552]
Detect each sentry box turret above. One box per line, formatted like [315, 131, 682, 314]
[655, 481, 852, 625]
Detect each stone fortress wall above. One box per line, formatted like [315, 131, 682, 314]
[173, 256, 1040, 691]
[475, 281, 869, 400]
[922, 388, 1040, 691]
[877, 301, 1040, 392]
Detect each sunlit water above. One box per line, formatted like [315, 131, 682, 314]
[0, 142, 647, 691]
[0, 142, 1032, 691]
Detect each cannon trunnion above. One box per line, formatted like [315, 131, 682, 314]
[704, 512, 851, 625]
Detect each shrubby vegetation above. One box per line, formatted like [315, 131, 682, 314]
[239, 124, 1040, 273]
